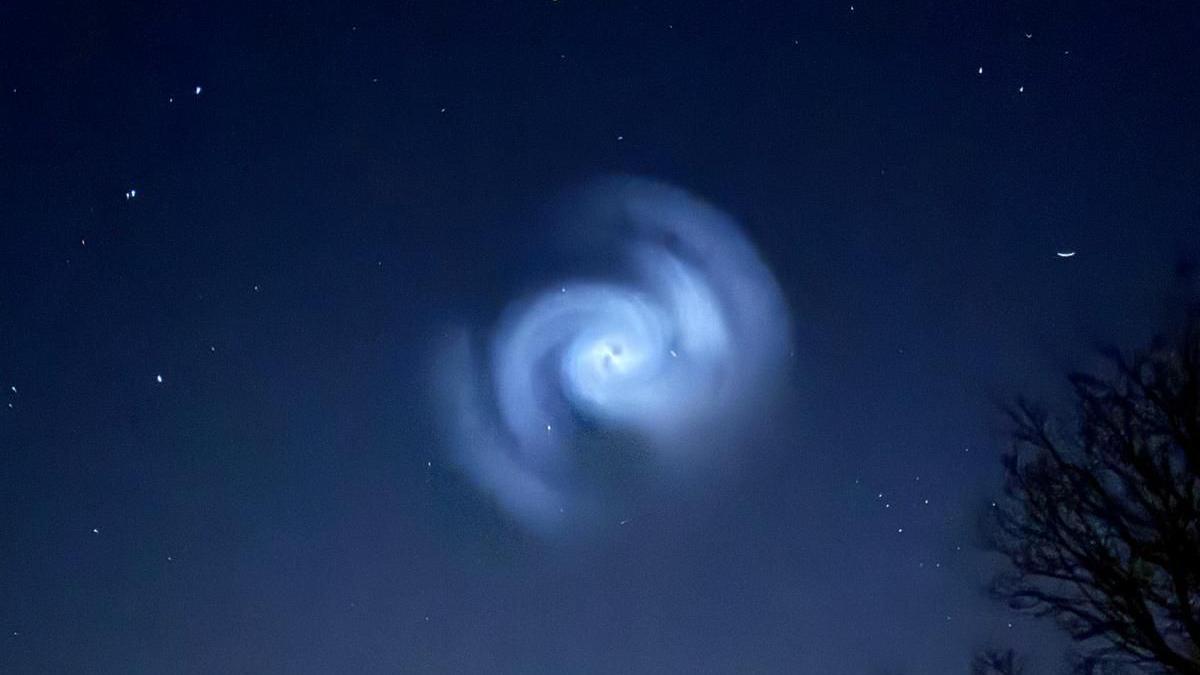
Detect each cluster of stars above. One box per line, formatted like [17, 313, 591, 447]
[166, 84, 202, 105]
[2, 7, 1079, 651]
[860, 451, 1015, 628]
[22, 96, 272, 425]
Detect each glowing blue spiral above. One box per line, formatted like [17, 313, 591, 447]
[437, 178, 791, 533]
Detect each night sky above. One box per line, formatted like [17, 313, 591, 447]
[2, 1, 1199, 673]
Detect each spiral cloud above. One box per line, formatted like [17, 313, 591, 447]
[436, 177, 792, 534]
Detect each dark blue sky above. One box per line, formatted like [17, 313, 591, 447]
[1, 1, 1198, 672]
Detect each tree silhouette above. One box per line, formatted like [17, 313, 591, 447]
[987, 312, 1200, 673]
[1068, 652, 1135, 675]
[971, 647, 1026, 675]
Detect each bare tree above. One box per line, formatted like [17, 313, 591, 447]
[987, 312, 1200, 673]
[1069, 652, 1134, 675]
[971, 647, 1026, 675]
